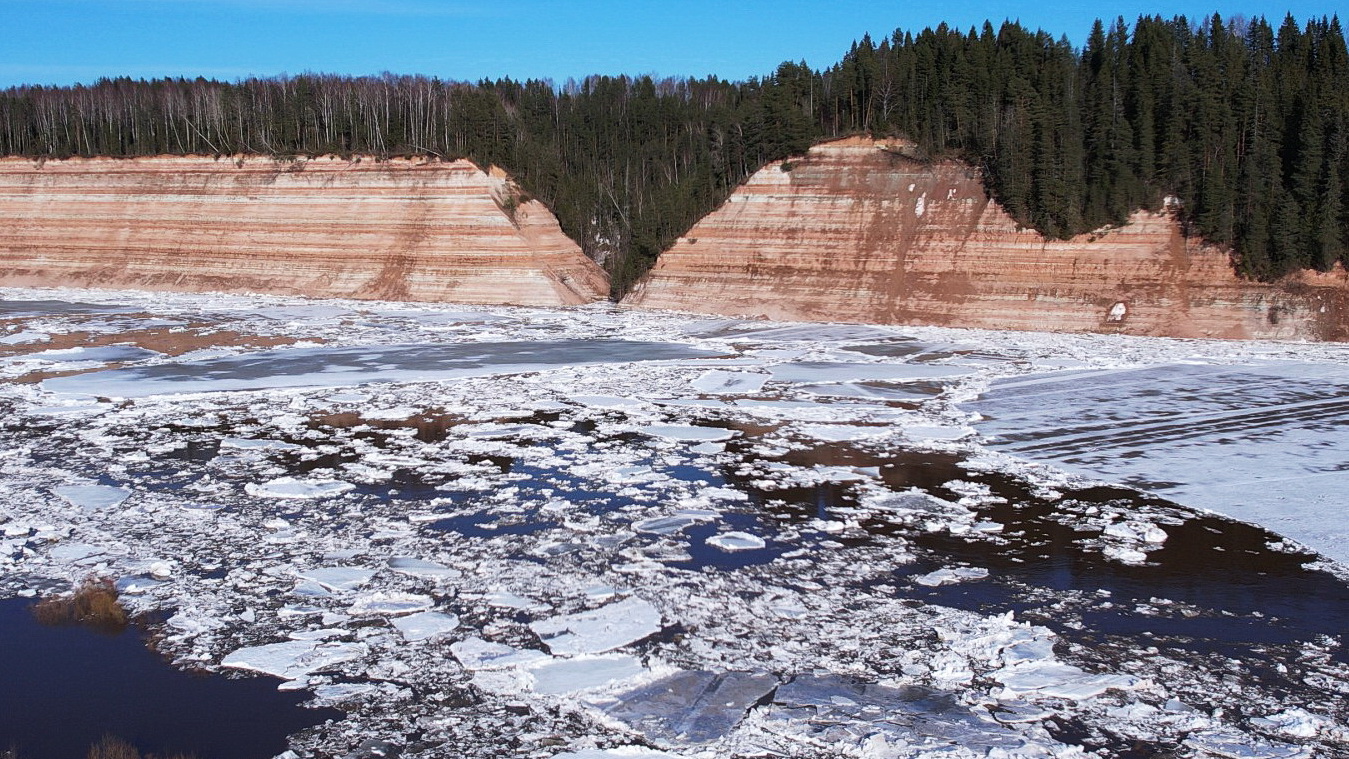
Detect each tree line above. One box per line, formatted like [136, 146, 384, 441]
[1, 13, 1346, 292]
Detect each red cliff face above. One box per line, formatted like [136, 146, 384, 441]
[0, 155, 609, 306]
[626, 137, 1349, 341]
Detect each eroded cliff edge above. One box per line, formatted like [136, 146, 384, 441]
[626, 137, 1349, 341]
[0, 155, 609, 307]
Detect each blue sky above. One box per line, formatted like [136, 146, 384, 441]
[2, 0, 1340, 88]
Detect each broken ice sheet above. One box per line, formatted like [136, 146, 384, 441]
[689, 370, 768, 394]
[993, 659, 1141, 701]
[391, 610, 460, 642]
[1183, 728, 1311, 759]
[221, 639, 365, 680]
[347, 592, 434, 616]
[530, 597, 662, 656]
[913, 566, 990, 587]
[52, 484, 131, 512]
[387, 556, 462, 580]
[601, 670, 778, 745]
[245, 477, 354, 499]
[529, 654, 651, 695]
[451, 638, 551, 671]
[769, 674, 1030, 751]
[550, 748, 680, 759]
[296, 567, 376, 592]
[637, 424, 736, 442]
[704, 531, 766, 552]
[633, 513, 716, 536]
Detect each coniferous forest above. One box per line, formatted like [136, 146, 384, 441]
[1, 14, 1346, 295]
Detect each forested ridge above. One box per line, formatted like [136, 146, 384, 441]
[2, 13, 1347, 295]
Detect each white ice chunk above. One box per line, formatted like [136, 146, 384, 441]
[220, 438, 302, 451]
[637, 425, 736, 442]
[690, 370, 768, 394]
[1183, 729, 1309, 758]
[770, 361, 970, 384]
[795, 424, 890, 442]
[914, 567, 990, 586]
[388, 556, 463, 579]
[570, 395, 649, 409]
[0, 330, 48, 345]
[1249, 708, 1342, 740]
[391, 610, 461, 642]
[530, 597, 662, 656]
[633, 515, 706, 535]
[903, 425, 974, 442]
[53, 484, 131, 512]
[295, 567, 375, 592]
[1104, 520, 1169, 545]
[994, 660, 1141, 701]
[550, 748, 680, 759]
[528, 653, 649, 695]
[245, 477, 354, 499]
[451, 637, 551, 670]
[221, 640, 365, 679]
[46, 542, 110, 564]
[484, 591, 550, 611]
[348, 592, 435, 617]
[705, 531, 767, 552]
[362, 406, 420, 420]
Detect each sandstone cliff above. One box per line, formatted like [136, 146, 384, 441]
[626, 137, 1349, 341]
[0, 155, 608, 306]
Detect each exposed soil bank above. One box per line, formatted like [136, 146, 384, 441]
[627, 137, 1349, 341]
[0, 155, 609, 307]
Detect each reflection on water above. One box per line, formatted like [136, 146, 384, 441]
[0, 598, 340, 759]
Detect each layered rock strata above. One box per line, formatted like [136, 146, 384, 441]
[627, 137, 1349, 341]
[0, 155, 608, 306]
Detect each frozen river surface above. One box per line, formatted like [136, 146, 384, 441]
[1, 287, 1348, 759]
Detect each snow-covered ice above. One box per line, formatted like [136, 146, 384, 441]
[529, 597, 662, 656]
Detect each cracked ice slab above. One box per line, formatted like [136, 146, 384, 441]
[993, 660, 1142, 701]
[221, 640, 365, 680]
[245, 477, 354, 499]
[550, 748, 680, 759]
[391, 611, 460, 642]
[705, 532, 766, 552]
[451, 638, 551, 671]
[52, 484, 132, 512]
[771, 674, 1031, 751]
[296, 567, 376, 592]
[530, 597, 662, 656]
[41, 340, 716, 397]
[637, 425, 737, 442]
[603, 670, 778, 745]
[529, 654, 650, 695]
[689, 370, 768, 394]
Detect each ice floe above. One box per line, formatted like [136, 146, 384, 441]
[704, 532, 767, 552]
[4, 288, 1348, 759]
[530, 597, 663, 656]
[52, 484, 132, 512]
[390, 610, 460, 642]
[245, 477, 355, 499]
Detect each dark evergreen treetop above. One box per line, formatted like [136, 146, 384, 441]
[2, 14, 1347, 293]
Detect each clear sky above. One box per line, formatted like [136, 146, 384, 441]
[2, 0, 1341, 88]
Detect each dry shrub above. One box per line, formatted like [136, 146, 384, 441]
[87, 736, 196, 759]
[88, 736, 139, 759]
[32, 578, 128, 634]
